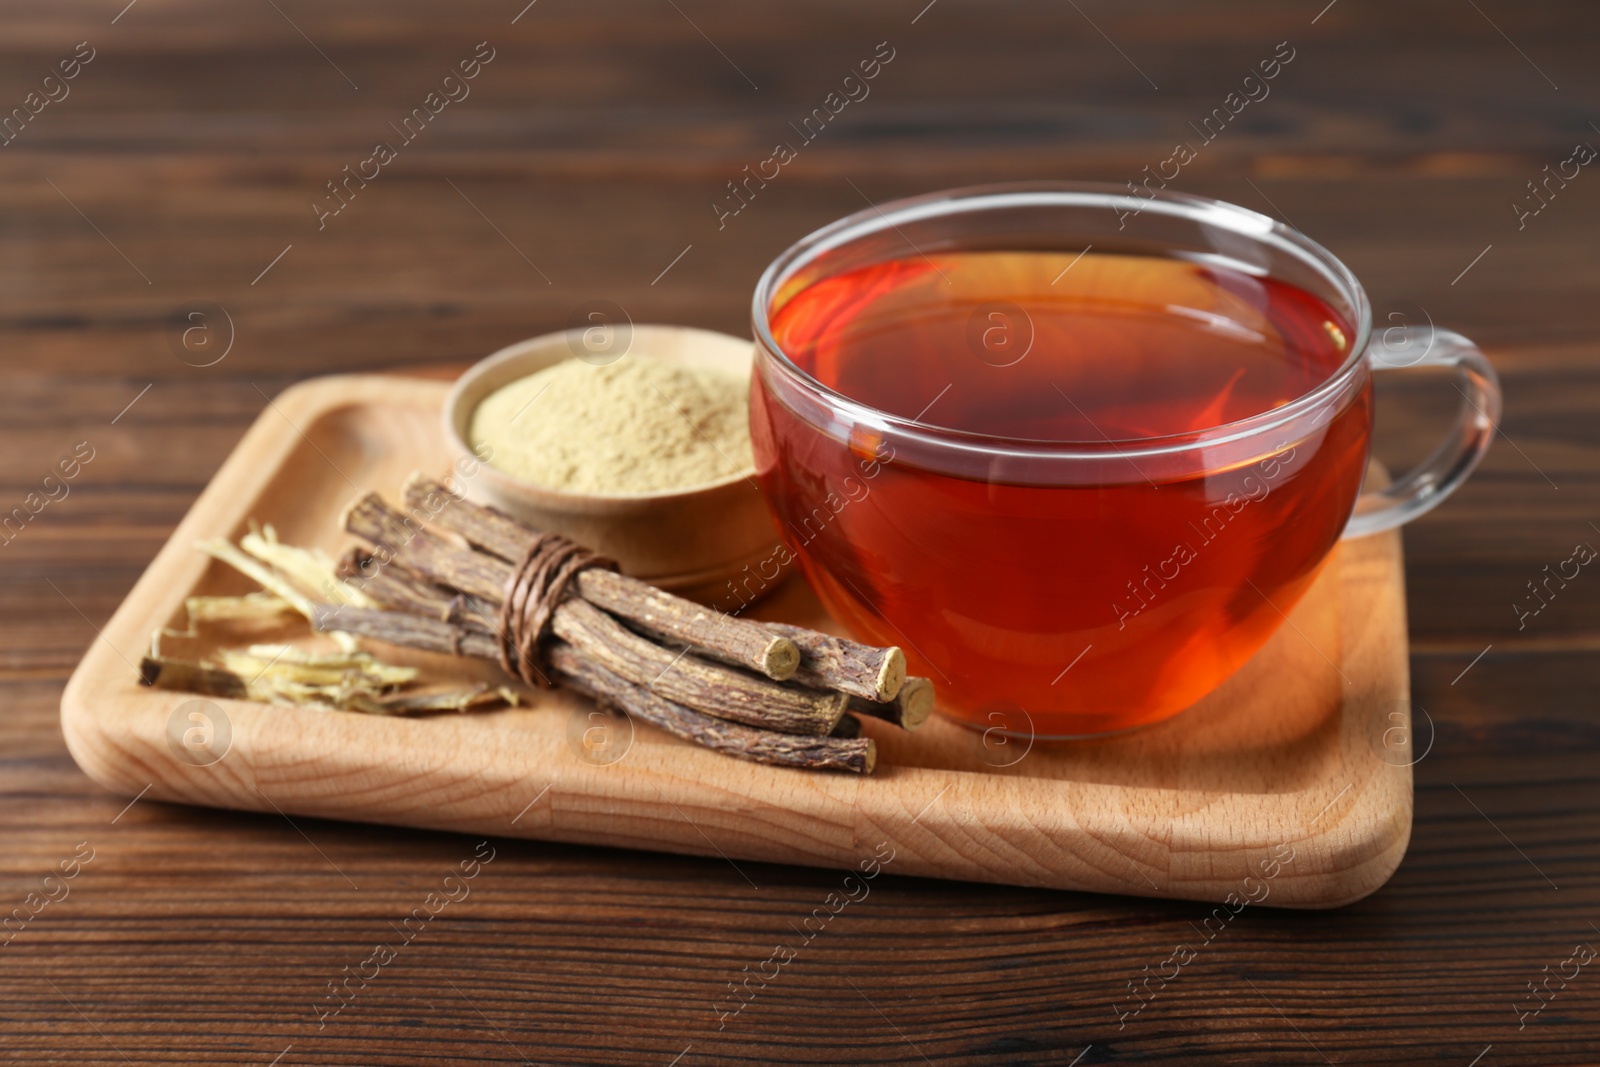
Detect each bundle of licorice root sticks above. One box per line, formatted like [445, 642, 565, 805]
[311, 474, 934, 774]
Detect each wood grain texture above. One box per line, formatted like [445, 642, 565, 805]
[4, 0, 1600, 1063]
[59, 375, 1412, 909]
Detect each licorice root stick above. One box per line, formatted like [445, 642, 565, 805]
[401, 476, 800, 681]
[311, 605, 873, 773]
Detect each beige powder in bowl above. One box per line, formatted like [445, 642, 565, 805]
[468, 355, 755, 495]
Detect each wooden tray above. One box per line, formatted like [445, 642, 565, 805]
[61, 375, 1413, 908]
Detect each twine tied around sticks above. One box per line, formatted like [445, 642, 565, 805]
[495, 532, 616, 686]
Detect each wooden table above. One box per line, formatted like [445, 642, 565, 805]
[4, 1, 1597, 1062]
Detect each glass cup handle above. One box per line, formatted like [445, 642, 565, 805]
[1343, 326, 1502, 539]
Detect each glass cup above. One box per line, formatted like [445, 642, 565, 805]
[749, 182, 1501, 738]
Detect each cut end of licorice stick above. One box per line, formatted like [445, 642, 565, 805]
[761, 635, 801, 681]
[876, 647, 907, 702]
[895, 677, 935, 732]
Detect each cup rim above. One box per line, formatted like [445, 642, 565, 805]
[750, 180, 1374, 460]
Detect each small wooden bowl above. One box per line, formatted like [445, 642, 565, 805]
[442, 325, 781, 602]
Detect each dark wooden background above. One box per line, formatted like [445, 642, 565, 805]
[3, 0, 1599, 1062]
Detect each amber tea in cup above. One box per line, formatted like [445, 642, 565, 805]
[750, 184, 1500, 737]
